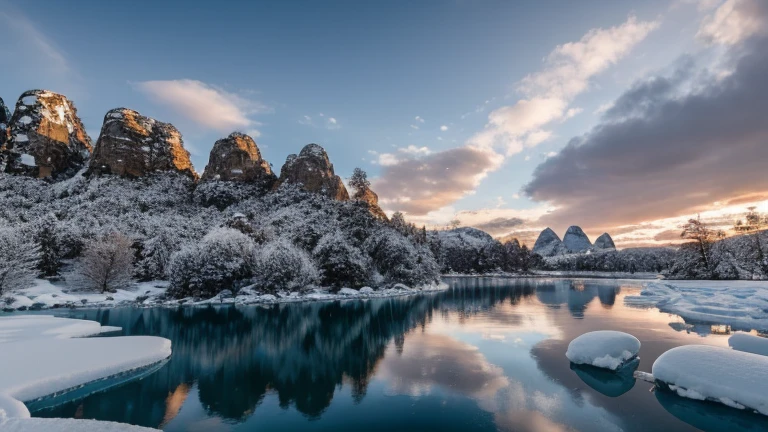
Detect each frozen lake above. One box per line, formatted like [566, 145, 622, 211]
[21, 278, 768, 431]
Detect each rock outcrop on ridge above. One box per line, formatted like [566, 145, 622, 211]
[563, 225, 592, 253]
[594, 233, 616, 250]
[2, 90, 92, 179]
[0, 97, 10, 147]
[89, 108, 197, 179]
[201, 132, 276, 187]
[532, 227, 567, 257]
[274, 143, 349, 201]
[353, 184, 387, 220]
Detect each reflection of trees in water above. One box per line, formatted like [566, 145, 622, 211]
[40, 281, 541, 427]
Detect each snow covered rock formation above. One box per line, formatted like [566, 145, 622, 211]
[274, 143, 349, 201]
[594, 233, 616, 250]
[566, 330, 641, 370]
[563, 225, 592, 253]
[532, 227, 566, 257]
[353, 182, 387, 220]
[2, 90, 92, 179]
[201, 132, 276, 186]
[89, 108, 197, 179]
[0, 97, 10, 147]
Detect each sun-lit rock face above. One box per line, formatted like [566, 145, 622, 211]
[2, 90, 92, 179]
[563, 226, 592, 253]
[532, 227, 566, 257]
[89, 108, 197, 179]
[354, 185, 388, 220]
[0, 97, 10, 148]
[275, 143, 349, 201]
[201, 132, 275, 186]
[594, 233, 616, 250]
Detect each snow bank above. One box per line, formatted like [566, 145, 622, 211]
[625, 281, 768, 331]
[652, 345, 768, 415]
[0, 417, 158, 431]
[0, 315, 171, 430]
[566, 330, 641, 370]
[729, 333, 768, 356]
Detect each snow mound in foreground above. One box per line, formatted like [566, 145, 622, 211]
[653, 345, 768, 415]
[0, 315, 171, 430]
[565, 330, 640, 370]
[0, 417, 158, 431]
[729, 333, 768, 357]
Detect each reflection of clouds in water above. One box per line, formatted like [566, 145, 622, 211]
[379, 332, 509, 400]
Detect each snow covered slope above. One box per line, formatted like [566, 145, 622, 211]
[0, 315, 171, 430]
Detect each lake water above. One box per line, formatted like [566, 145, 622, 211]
[28, 278, 768, 431]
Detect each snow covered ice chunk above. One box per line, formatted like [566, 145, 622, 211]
[729, 333, 768, 357]
[566, 330, 641, 370]
[653, 345, 768, 415]
[0, 315, 171, 427]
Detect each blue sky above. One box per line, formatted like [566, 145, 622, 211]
[2, 0, 767, 246]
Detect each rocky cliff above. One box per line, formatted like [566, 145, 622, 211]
[563, 226, 592, 253]
[353, 185, 387, 220]
[0, 97, 10, 147]
[201, 132, 275, 186]
[594, 233, 616, 250]
[532, 228, 566, 257]
[274, 144, 349, 201]
[89, 108, 196, 179]
[2, 90, 92, 179]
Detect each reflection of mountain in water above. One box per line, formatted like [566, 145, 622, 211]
[37, 280, 538, 427]
[534, 280, 620, 318]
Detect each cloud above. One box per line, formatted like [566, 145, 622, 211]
[469, 16, 659, 157]
[374, 16, 656, 217]
[440, 125, 448, 131]
[697, 0, 768, 45]
[472, 217, 526, 235]
[134, 80, 269, 133]
[398, 145, 431, 156]
[523, 35, 768, 232]
[374, 147, 503, 215]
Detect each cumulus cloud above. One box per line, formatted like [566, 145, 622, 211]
[697, 0, 768, 45]
[134, 79, 270, 133]
[470, 16, 659, 156]
[524, 35, 768, 231]
[374, 147, 503, 215]
[440, 125, 449, 131]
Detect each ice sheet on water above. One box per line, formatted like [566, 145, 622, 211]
[729, 333, 768, 356]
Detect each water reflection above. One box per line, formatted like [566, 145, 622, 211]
[570, 359, 638, 397]
[28, 277, 766, 432]
[655, 389, 768, 432]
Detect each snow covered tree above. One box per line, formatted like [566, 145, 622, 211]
[313, 231, 371, 289]
[680, 215, 724, 272]
[0, 228, 41, 295]
[167, 227, 255, 298]
[33, 213, 62, 276]
[69, 232, 134, 293]
[252, 238, 319, 292]
[349, 168, 371, 199]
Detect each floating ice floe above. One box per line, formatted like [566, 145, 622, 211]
[0, 315, 171, 430]
[729, 333, 768, 357]
[566, 330, 641, 370]
[624, 281, 768, 331]
[652, 345, 768, 415]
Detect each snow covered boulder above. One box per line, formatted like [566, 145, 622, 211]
[3, 90, 92, 179]
[566, 331, 641, 370]
[729, 333, 768, 356]
[652, 345, 768, 415]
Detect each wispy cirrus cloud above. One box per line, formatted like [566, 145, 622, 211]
[133, 79, 271, 133]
